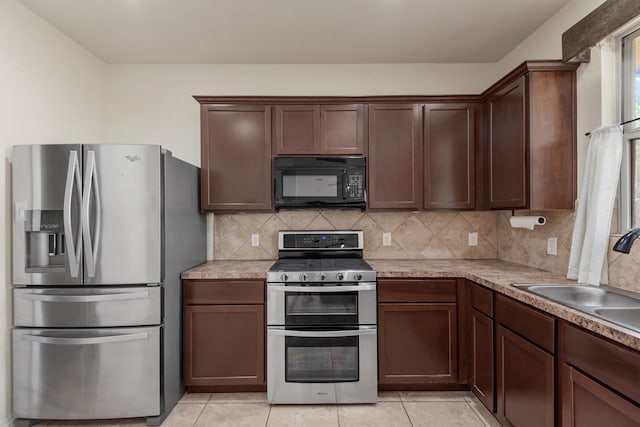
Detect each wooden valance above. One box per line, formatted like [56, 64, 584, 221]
[562, 0, 640, 63]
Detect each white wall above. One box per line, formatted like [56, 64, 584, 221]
[0, 0, 106, 423]
[104, 63, 498, 167]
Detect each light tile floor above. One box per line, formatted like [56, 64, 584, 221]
[37, 391, 501, 427]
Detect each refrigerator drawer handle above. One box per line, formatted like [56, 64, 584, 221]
[268, 328, 376, 338]
[63, 150, 82, 278]
[23, 332, 149, 345]
[268, 284, 376, 293]
[23, 291, 150, 303]
[82, 150, 101, 278]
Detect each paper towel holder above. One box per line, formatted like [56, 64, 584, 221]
[509, 213, 547, 230]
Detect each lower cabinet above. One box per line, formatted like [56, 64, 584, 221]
[377, 279, 458, 388]
[495, 294, 555, 427]
[558, 321, 640, 427]
[183, 280, 265, 391]
[468, 283, 494, 411]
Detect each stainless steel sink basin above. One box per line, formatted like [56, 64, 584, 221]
[593, 307, 640, 331]
[516, 285, 639, 307]
[513, 284, 640, 333]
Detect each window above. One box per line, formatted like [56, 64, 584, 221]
[620, 28, 640, 230]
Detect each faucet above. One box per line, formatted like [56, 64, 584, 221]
[613, 227, 640, 254]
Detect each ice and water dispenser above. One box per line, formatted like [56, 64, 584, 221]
[24, 210, 65, 272]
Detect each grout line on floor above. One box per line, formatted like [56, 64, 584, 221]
[400, 398, 414, 427]
[466, 401, 493, 427]
[191, 403, 206, 427]
[264, 404, 272, 427]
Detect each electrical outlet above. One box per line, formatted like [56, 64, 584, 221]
[468, 232, 478, 246]
[382, 232, 392, 246]
[547, 237, 558, 256]
[251, 233, 260, 247]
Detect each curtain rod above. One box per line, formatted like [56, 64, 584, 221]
[585, 117, 640, 136]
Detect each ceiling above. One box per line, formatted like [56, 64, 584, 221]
[19, 0, 572, 64]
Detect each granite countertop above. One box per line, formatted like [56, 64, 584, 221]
[182, 259, 640, 351]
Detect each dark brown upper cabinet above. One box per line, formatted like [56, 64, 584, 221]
[368, 104, 423, 209]
[485, 62, 578, 210]
[200, 104, 272, 212]
[274, 104, 364, 155]
[423, 103, 476, 209]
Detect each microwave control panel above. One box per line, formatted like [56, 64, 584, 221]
[347, 174, 364, 198]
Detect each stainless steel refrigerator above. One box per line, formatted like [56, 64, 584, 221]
[11, 144, 205, 425]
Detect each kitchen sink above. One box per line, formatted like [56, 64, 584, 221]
[515, 285, 639, 307]
[513, 284, 640, 333]
[593, 307, 640, 332]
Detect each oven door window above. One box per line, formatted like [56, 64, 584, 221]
[285, 335, 359, 383]
[285, 290, 357, 326]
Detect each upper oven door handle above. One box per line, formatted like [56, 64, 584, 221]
[268, 327, 376, 338]
[268, 284, 376, 293]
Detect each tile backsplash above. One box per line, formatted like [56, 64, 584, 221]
[212, 209, 640, 293]
[497, 210, 640, 293]
[214, 210, 498, 260]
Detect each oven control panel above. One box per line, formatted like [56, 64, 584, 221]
[280, 231, 363, 250]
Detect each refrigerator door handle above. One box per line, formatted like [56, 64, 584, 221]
[22, 332, 149, 345]
[63, 151, 82, 278]
[82, 150, 101, 278]
[23, 291, 150, 303]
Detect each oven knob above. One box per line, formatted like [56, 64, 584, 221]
[337, 272, 344, 281]
[355, 273, 363, 281]
[280, 273, 288, 282]
[319, 273, 326, 281]
[299, 273, 307, 281]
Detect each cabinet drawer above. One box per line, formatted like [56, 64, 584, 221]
[559, 321, 640, 404]
[496, 294, 555, 353]
[378, 279, 456, 303]
[184, 280, 265, 305]
[471, 284, 493, 317]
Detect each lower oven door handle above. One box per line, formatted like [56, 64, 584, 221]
[268, 327, 376, 338]
[268, 284, 376, 293]
[22, 332, 149, 345]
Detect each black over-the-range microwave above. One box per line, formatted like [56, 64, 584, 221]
[273, 156, 366, 209]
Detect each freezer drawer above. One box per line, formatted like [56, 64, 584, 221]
[13, 326, 160, 420]
[14, 286, 161, 327]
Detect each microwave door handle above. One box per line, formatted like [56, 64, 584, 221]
[342, 170, 348, 199]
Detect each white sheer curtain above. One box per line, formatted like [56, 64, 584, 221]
[568, 125, 623, 285]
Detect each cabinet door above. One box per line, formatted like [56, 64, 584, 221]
[378, 303, 457, 385]
[496, 324, 554, 427]
[470, 308, 494, 412]
[423, 103, 475, 209]
[559, 362, 640, 427]
[487, 76, 528, 209]
[201, 105, 272, 211]
[275, 105, 320, 154]
[368, 104, 423, 209]
[320, 104, 365, 154]
[183, 305, 265, 386]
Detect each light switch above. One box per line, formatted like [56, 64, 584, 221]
[382, 233, 392, 246]
[547, 237, 558, 256]
[251, 233, 260, 247]
[468, 232, 478, 246]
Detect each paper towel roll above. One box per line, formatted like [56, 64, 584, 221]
[509, 216, 546, 230]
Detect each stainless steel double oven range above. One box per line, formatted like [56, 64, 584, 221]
[267, 230, 377, 404]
